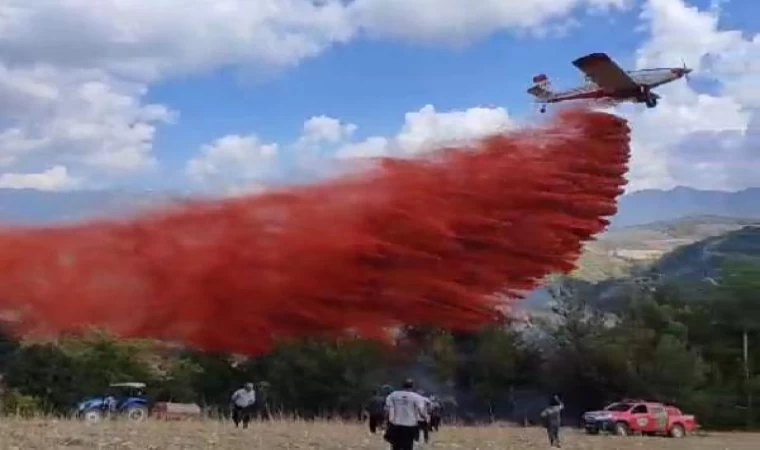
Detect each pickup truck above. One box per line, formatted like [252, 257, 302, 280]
[581, 400, 698, 438]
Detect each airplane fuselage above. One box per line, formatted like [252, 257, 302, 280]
[547, 68, 686, 103]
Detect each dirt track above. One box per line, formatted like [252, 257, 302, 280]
[0, 419, 758, 449]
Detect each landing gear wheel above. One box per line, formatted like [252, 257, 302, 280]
[645, 95, 658, 108]
[540, 105, 546, 114]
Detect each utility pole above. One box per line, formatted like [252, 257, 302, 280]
[706, 276, 753, 429]
[744, 327, 753, 429]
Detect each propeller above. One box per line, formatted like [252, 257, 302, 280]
[680, 58, 693, 81]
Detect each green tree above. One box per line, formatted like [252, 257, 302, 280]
[247, 338, 387, 418]
[540, 280, 631, 412]
[3, 343, 80, 414]
[0, 326, 19, 372]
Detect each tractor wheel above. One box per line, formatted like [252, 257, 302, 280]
[125, 405, 149, 422]
[82, 409, 104, 424]
[614, 422, 630, 436]
[669, 423, 686, 438]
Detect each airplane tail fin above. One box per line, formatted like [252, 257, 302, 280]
[527, 74, 553, 100]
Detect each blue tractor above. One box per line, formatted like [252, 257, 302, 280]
[75, 382, 150, 423]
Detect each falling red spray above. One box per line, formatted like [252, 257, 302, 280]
[0, 109, 630, 356]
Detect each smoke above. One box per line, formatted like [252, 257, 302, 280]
[0, 108, 630, 356]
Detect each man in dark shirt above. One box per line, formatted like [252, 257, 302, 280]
[365, 388, 387, 434]
[428, 395, 442, 432]
[540, 394, 564, 447]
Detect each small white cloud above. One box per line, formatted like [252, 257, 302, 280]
[395, 104, 514, 154]
[186, 134, 279, 188]
[297, 115, 357, 147]
[0, 165, 81, 191]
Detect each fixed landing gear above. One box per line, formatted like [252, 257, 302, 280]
[539, 105, 547, 114]
[640, 86, 658, 108]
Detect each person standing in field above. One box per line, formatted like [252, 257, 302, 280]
[415, 390, 432, 444]
[428, 395, 442, 432]
[540, 394, 564, 448]
[365, 387, 388, 434]
[384, 379, 426, 450]
[230, 382, 256, 429]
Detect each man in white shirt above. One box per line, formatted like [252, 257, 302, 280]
[230, 382, 256, 428]
[384, 379, 426, 450]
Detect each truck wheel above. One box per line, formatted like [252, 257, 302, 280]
[585, 428, 599, 435]
[614, 422, 630, 436]
[669, 424, 685, 438]
[125, 405, 148, 422]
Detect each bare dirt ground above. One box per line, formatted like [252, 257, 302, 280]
[0, 419, 758, 450]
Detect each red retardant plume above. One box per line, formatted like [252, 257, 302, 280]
[0, 108, 630, 356]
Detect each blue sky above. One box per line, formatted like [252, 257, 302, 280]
[148, 8, 644, 172]
[0, 0, 758, 193]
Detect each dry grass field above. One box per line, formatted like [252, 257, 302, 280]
[0, 418, 758, 450]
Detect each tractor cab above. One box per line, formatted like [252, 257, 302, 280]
[108, 382, 147, 403]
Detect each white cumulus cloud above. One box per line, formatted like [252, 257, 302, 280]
[186, 134, 279, 188]
[189, 105, 514, 191]
[3, 0, 755, 193]
[297, 115, 358, 147]
[0, 0, 634, 191]
[350, 0, 632, 43]
[394, 104, 514, 154]
[617, 0, 760, 191]
[0, 65, 175, 175]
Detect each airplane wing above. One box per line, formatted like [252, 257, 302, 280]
[572, 53, 639, 93]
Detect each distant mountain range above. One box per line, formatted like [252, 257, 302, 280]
[1, 186, 759, 227]
[610, 187, 760, 228]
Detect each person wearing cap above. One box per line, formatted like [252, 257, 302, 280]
[384, 378, 426, 450]
[230, 382, 256, 428]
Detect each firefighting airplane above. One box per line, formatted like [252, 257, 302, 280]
[527, 52, 692, 113]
